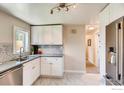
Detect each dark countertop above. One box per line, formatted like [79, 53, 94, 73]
[0, 55, 41, 74]
[0, 54, 64, 74]
[39, 54, 64, 57]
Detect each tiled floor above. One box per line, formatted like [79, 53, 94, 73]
[33, 73, 101, 85]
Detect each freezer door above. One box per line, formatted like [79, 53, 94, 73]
[106, 21, 117, 81]
[115, 18, 124, 85]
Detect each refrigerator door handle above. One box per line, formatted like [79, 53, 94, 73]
[116, 22, 119, 81]
[116, 22, 123, 84]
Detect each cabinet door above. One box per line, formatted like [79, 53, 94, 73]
[40, 26, 52, 45]
[52, 25, 63, 45]
[32, 58, 41, 82]
[51, 58, 64, 76]
[38, 26, 47, 45]
[23, 62, 33, 85]
[31, 26, 41, 45]
[41, 57, 51, 76]
[40, 59, 46, 75]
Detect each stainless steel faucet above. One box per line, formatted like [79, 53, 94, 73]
[19, 47, 24, 59]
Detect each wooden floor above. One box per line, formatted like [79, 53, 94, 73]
[33, 73, 100, 85]
[86, 61, 99, 74]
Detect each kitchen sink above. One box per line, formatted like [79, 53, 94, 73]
[12, 56, 29, 61]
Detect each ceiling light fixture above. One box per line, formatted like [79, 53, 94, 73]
[50, 3, 76, 14]
[88, 26, 95, 30]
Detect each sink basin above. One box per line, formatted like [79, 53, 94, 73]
[13, 56, 29, 61]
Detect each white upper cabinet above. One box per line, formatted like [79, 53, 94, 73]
[51, 25, 63, 45]
[42, 26, 52, 45]
[109, 4, 124, 23]
[31, 25, 63, 45]
[31, 26, 40, 45]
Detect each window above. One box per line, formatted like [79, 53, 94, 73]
[13, 26, 29, 54]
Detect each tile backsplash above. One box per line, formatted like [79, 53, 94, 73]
[0, 43, 29, 63]
[38, 45, 63, 55]
[0, 43, 22, 63]
[0, 43, 16, 63]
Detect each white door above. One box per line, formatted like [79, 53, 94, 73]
[52, 25, 63, 45]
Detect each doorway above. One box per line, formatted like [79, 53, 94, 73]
[85, 28, 100, 74]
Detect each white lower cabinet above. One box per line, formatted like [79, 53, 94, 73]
[23, 61, 33, 85]
[51, 58, 63, 76]
[32, 58, 41, 82]
[41, 57, 64, 77]
[40, 58, 51, 76]
[23, 58, 40, 85]
[23, 57, 63, 85]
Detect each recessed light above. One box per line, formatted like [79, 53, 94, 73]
[88, 26, 95, 30]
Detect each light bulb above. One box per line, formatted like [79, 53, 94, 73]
[73, 4, 76, 8]
[88, 26, 95, 30]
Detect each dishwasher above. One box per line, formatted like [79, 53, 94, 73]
[0, 65, 23, 85]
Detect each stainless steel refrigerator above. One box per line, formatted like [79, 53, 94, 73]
[105, 17, 124, 85]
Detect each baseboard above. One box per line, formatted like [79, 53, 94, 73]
[64, 70, 86, 74]
[40, 75, 64, 79]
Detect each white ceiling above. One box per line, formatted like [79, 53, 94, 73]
[0, 3, 107, 25]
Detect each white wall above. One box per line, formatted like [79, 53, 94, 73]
[0, 10, 30, 43]
[94, 31, 100, 67]
[99, 4, 124, 84]
[64, 25, 86, 73]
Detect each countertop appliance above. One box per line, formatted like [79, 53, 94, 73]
[0, 65, 23, 85]
[105, 17, 124, 85]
